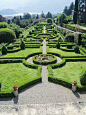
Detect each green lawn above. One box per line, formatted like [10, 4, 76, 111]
[1, 48, 40, 58]
[49, 48, 82, 56]
[0, 63, 40, 93]
[52, 62, 86, 87]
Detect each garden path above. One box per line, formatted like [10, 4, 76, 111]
[1, 25, 86, 114]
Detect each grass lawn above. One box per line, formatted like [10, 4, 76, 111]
[49, 48, 82, 57]
[1, 48, 40, 58]
[52, 62, 86, 88]
[0, 63, 40, 93]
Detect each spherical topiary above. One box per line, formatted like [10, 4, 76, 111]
[56, 42, 60, 49]
[20, 40, 25, 49]
[74, 45, 80, 53]
[80, 71, 86, 85]
[2, 45, 7, 54]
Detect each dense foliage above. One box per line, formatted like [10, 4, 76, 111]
[47, 18, 52, 23]
[46, 12, 52, 18]
[0, 22, 7, 28]
[0, 28, 16, 43]
[63, 2, 74, 16]
[80, 71, 86, 85]
[8, 23, 23, 38]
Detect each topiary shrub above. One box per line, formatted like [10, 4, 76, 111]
[0, 28, 16, 43]
[2, 45, 7, 54]
[20, 40, 25, 49]
[56, 42, 60, 49]
[74, 45, 80, 53]
[29, 31, 32, 35]
[80, 71, 86, 85]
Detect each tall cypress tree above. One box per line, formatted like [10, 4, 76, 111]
[73, 0, 78, 24]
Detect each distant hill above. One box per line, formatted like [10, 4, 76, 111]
[0, 9, 17, 15]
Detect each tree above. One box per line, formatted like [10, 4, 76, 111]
[46, 12, 52, 18]
[63, 2, 74, 16]
[8, 23, 23, 38]
[41, 11, 45, 18]
[0, 15, 6, 22]
[23, 13, 31, 19]
[36, 14, 39, 19]
[73, 0, 78, 24]
[47, 18, 52, 23]
[63, 6, 68, 15]
[57, 13, 67, 26]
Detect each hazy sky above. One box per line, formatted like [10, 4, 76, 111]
[0, 0, 75, 13]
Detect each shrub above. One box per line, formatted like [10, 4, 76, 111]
[56, 42, 60, 49]
[80, 71, 86, 85]
[0, 28, 16, 43]
[47, 18, 52, 23]
[74, 45, 80, 53]
[20, 40, 25, 49]
[0, 22, 7, 28]
[2, 45, 7, 54]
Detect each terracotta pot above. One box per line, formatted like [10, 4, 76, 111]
[73, 81, 77, 85]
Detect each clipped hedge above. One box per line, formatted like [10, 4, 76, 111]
[51, 58, 66, 69]
[33, 54, 57, 65]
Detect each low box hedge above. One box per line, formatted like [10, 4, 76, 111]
[51, 58, 66, 69]
[33, 54, 57, 65]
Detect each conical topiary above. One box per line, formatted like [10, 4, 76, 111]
[80, 71, 86, 85]
[56, 42, 60, 49]
[20, 40, 25, 49]
[2, 45, 7, 55]
[74, 45, 80, 53]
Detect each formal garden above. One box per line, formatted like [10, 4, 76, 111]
[0, 21, 86, 97]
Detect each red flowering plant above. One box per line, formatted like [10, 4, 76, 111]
[13, 84, 18, 90]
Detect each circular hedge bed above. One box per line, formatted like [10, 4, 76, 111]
[33, 54, 57, 65]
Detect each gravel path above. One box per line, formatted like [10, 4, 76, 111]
[0, 26, 86, 114]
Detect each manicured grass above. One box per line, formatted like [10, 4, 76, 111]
[49, 48, 82, 56]
[1, 48, 40, 58]
[52, 62, 86, 88]
[0, 63, 40, 93]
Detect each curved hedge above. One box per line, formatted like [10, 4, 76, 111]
[0, 28, 16, 43]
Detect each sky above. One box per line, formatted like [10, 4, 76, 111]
[0, 0, 75, 14]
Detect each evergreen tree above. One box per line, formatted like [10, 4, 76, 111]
[46, 12, 52, 18]
[41, 11, 45, 18]
[36, 14, 39, 19]
[73, 0, 78, 24]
